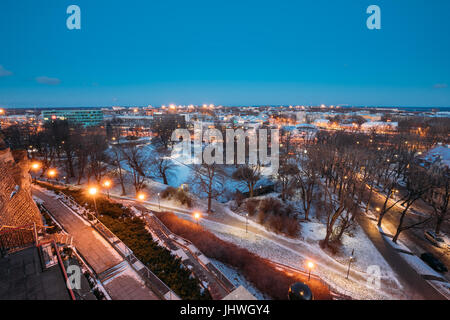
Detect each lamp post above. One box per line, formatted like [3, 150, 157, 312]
[137, 192, 146, 215]
[88, 187, 99, 219]
[346, 249, 354, 280]
[157, 192, 161, 211]
[307, 261, 314, 281]
[47, 168, 57, 182]
[103, 180, 112, 199]
[194, 212, 201, 225]
[31, 161, 41, 183]
[245, 213, 248, 234]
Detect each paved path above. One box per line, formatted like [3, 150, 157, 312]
[356, 214, 446, 300]
[133, 203, 234, 299]
[33, 187, 159, 300]
[124, 197, 406, 299]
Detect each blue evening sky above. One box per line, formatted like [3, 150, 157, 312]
[0, 0, 449, 108]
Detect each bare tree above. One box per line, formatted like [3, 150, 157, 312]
[191, 163, 224, 213]
[232, 165, 261, 198]
[110, 142, 127, 195]
[276, 162, 299, 201]
[87, 134, 110, 184]
[426, 167, 450, 235]
[121, 143, 149, 193]
[149, 147, 175, 185]
[392, 166, 433, 243]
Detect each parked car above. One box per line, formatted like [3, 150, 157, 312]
[420, 252, 448, 273]
[424, 230, 446, 248]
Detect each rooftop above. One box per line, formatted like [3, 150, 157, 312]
[0, 246, 71, 300]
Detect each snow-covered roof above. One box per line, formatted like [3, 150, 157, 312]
[424, 145, 450, 168]
[360, 121, 398, 128]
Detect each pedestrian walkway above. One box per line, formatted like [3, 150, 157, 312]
[32, 188, 159, 300]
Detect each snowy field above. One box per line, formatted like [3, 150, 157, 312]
[174, 210, 406, 300]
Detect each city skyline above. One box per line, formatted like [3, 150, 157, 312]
[0, 0, 450, 108]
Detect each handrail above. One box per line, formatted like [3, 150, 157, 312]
[54, 190, 180, 300]
[37, 240, 76, 300]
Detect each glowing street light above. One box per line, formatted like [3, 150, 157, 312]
[103, 179, 112, 199]
[306, 261, 314, 281]
[137, 192, 146, 201]
[136, 192, 147, 215]
[31, 162, 40, 170]
[88, 187, 97, 196]
[31, 161, 41, 183]
[88, 187, 99, 218]
[47, 169, 57, 181]
[193, 212, 201, 225]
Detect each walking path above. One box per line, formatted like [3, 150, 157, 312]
[134, 203, 235, 299]
[356, 214, 446, 300]
[32, 187, 159, 300]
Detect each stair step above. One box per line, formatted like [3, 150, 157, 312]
[99, 261, 128, 282]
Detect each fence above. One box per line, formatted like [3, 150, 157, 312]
[56, 191, 180, 300]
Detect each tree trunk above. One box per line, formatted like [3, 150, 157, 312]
[435, 215, 444, 235]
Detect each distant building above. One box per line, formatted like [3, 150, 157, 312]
[42, 109, 103, 127]
[360, 121, 398, 132]
[152, 113, 186, 128]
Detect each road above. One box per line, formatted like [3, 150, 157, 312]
[33, 187, 159, 300]
[369, 187, 450, 283]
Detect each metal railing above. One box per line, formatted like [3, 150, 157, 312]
[56, 192, 180, 300]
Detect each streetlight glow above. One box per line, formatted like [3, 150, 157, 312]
[47, 169, 57, 178]
[137, 193, 146, 201]
[88, 187, 98, 196]
[31, 162, 40, 170]
[193, 212, 201, 225]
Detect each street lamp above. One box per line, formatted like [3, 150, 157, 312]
[245, 213, 249, 234]
[346, 249, 355, 280]
[137, 192, 146, 215]
[137, 192, 146, 201]
[103, 179, 112, 199]
[194, 212, 201, 225]
[47, 168, 57, 181]
[31, 161, 41, 182]
[88, 187, 99, 218]
[157, 192, 161, 211]
[306, 261, 314, 281]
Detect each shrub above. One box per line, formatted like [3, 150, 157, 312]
[245, 199, 258, 216]
[161, 186, 193, 208]
[259, 197, 283, 216]
[256, 197, 300, 237]
[155, 211, 332, 300]
[37, 182, 209, 300]
[233, 191, 245, 208]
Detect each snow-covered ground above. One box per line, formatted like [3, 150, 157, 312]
[209, 258, 267, 300]
[173, 209, 406, 300]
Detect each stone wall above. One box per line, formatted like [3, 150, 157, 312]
[0, 144, 42, 228]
